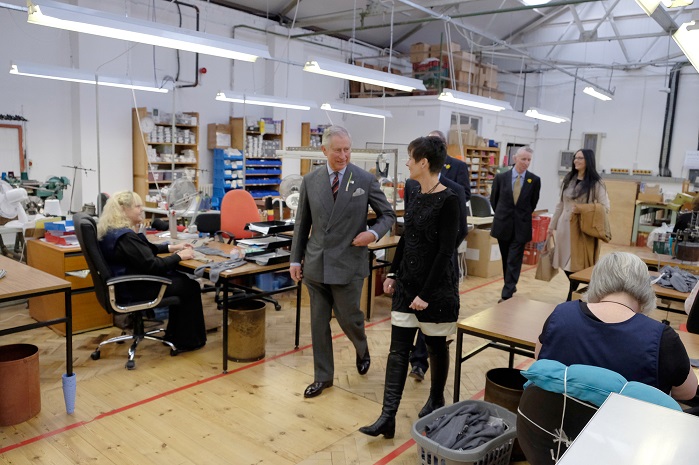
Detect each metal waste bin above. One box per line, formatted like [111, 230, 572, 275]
[484, 368, 527, 462]
[0, 344, 41, 426]
[227, 299, 266, 362]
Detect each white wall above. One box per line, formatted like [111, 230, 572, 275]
[1, 0, 698, 216]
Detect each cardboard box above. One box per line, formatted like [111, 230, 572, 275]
[452, 51, 478, 72]
[637, 184, 663, 203]
[409, 42, 430, 63]
[430, 42, 461, 58]
[354, 61, 383, 92]
[464, 229, 502, 278]
[572, 286, 588, 301]
[478, 63, 499, 89]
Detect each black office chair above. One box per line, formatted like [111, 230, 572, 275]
[73, 213, 181, 369]
[193, 212, 221, 237]
[470, 194, 493, 217]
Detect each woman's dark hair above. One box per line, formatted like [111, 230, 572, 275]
[561, 148, 601, 200]
[408, 136, 446, 175]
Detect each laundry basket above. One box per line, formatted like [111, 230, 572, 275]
[411, 400, 517, 465]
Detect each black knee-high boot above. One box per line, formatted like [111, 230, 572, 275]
[418, 337, 448, 418]
[359, 340, 411, 439]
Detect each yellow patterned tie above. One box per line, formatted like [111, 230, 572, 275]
[513, 174, 522, 204]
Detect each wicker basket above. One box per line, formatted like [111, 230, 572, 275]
[411, 400, 517, 465]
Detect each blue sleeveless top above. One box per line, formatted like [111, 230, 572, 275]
[538, 300, 664, 389]
[99, 228, 134, 277]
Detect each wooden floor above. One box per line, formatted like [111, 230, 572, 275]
[0, 243, 687, 464]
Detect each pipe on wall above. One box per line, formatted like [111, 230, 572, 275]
[658, 62, 686, 177]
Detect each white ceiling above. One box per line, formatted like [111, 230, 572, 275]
[209, 0, 699, 73]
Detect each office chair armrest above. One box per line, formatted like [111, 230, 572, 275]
[213, 230, 235, 244]
[106, 275, 173, 286]
[106, 275, 174, 313]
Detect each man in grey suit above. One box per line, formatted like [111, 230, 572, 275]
[290, 125, 396, 398]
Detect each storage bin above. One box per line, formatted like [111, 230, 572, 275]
[0, 344, 41, 426]
[227, 300, 266, 362]
[411, 400, 517, 465]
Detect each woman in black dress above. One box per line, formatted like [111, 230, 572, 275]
[359, 136, 460, 439]
[97, 191, 207, 352]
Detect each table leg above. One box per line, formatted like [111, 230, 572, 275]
[566, 279, 581, 301]
[295, 280, 302, 349]
[453, 328, 464, 403]
[222, 281, 229, 373]
[366, 252, 374, 321]
[64, 289, 73, 376]
[508, 347, 515, 368]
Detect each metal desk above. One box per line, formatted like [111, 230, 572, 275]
[0, 255, 73, 411]
[178, 242, 301, 372]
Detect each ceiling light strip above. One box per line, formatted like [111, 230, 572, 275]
[10, 61, 168, 93]
[320, 102, 392, 119]
[583, 86, 613, 101]
[525, 107, 570, 124]
[27, 0, 270, 62]
[437, 88, 512, 112]
[215, 91, 315, 110]
[673, 21, 699, 74]
[304, 58, 426, 92]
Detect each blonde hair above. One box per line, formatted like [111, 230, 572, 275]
[586, 252, 657, 314]
[96, 191, 142, 240]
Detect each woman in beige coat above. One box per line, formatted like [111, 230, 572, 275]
[547, 149, 610, 283]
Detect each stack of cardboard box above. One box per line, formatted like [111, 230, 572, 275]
[408, 42, 503, 100]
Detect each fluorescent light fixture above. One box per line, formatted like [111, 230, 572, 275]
[27, 0, 270, 62]
[635, 0, 662, 15]
[662, 0, 693, 7]
[304, 58, 426, 92]
[525, 107, 570, 124]
[320, 102, 392, 119]
[215, 91, 315, 110]
[521, 0, 553, 5]
[673, 21, 699, 73]
[10, 61, 168, 93]
[583, 86, 613, 101]
[437, 88, 512, 112]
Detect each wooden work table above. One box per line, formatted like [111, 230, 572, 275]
[453, 296, 699, 403]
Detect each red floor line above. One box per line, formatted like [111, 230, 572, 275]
[0, 314, 392, 454]
[3, 275, 528, 457]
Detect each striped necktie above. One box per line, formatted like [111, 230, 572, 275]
[331, 171, 339, 201]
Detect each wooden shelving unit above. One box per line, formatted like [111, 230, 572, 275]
[229, 117, 284, 199]
[300, 122, 325, 176]
[132, 107, 199, 205]
[448, 145, 500, 196]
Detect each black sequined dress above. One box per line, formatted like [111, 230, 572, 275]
[390, 185, 460, 326]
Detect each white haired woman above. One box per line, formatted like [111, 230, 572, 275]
[97, 191, 207, 352]
[517, 252, 697, 464]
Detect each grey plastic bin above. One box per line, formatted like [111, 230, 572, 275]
[411, 400, 517, 465]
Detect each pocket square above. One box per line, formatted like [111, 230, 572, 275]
[352, 188, 365, 197]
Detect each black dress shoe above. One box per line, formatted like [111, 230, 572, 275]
[304, 381, 333, 398]
[356, 352, 371, 375]
[359, 414, 396, 439]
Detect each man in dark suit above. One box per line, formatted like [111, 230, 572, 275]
[428, 130, 471, 203]
[409, 130, 471, 381]
[290, 126, 396, 398]
[490, 146, 540, 302]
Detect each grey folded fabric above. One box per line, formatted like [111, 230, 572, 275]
[424, 403, 506, 451]
[193, 258, 246, 283]
[194, 246, 230, 258]
[656, 265, 698, 293]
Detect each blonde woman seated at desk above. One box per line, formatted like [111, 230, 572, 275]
[97, 191, 207, 353]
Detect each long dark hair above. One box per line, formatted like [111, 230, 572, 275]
[561, 149, 601, 201]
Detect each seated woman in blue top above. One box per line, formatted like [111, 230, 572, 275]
[97, 191, 206, 352]
[518, 252, 697, 465]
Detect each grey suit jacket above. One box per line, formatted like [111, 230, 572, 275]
[290, 164, 396, 285]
